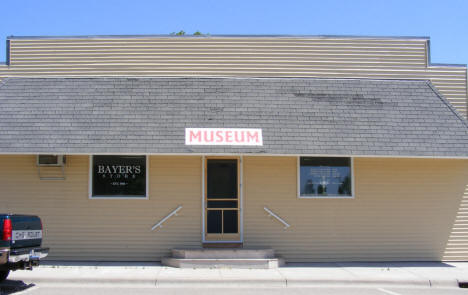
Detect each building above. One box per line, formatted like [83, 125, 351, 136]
[0, 35, 467, 262]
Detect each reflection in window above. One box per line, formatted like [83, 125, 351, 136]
[300, 157, 352, 197]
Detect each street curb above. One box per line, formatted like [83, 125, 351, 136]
[4, 275, 461, 288]
[5, 263, 467, 289]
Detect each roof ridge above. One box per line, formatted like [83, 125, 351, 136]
[426, 81, 468, 129]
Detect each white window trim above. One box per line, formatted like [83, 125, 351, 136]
[89, 155, 149, 200]
[297, 156, 355, 199]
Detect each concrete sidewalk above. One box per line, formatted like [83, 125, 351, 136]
[5, 261, 468, 288]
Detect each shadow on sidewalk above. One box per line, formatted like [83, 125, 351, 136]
[0, 280, 35, 295]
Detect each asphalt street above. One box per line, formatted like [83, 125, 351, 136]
[1, 285, 468, 295]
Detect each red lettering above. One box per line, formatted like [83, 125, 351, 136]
[189, 130, 202, 143]
[234, 130, 244, 143]
[246, 131, 259, 143]
[187, 128, 262, 145]
[225, 131, 232, 143]
[215, 130, 223, 142]
[204, 130, 214, 142]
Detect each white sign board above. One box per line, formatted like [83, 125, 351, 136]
[185, 128, 263, 146]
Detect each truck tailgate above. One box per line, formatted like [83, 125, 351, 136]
[9, 215, 42, 249]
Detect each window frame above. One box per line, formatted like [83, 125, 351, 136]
[297, 156, 355, 199]
[89, 155, 149, 200]
[37, 154, 66, 167]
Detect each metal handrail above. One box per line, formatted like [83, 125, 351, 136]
[264, 207, 290, 229]
[151, 205, 182, 231]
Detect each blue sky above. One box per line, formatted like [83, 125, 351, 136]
[1, 0, 467, 65]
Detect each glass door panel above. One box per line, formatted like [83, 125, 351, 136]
[205, 159, 240, 241]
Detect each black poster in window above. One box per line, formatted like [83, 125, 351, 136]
[92, 155, 146, 197]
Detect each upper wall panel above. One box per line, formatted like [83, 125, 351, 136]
[0, 36, 466, 117]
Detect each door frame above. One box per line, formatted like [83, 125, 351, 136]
[201, 155, 243, 243]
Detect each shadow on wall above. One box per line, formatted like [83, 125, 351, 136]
[444, 182, 468, 261]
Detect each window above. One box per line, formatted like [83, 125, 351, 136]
[298, 157, 353, 198]
[90, 155, 148, 199]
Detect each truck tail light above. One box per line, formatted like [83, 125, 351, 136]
[2, 218, 12, 241]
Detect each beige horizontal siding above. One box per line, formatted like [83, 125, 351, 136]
[243, 157, 468, 262]
[0, 155, 203, 261]
[0, 37, 465, 116]
[443, 181, 468, 260]
[0, 155, 467, 261]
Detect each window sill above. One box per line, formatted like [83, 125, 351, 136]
[90, 195, 149, 200]
[298, 195, 354, 199]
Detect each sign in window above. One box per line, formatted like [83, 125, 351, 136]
[91, 155, 147, 198]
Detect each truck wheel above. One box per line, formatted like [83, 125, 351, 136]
[0, 270, 10, 282]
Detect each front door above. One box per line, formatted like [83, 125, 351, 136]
[204, 158, 241, 242]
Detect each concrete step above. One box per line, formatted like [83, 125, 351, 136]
[163, 248, 283, 269]
[162, 257, 284, 269]
[171, 248, 275, 259]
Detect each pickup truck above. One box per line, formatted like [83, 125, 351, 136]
[0, 214, 49, 281]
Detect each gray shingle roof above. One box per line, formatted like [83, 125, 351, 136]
[0, 77, 467, 157]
